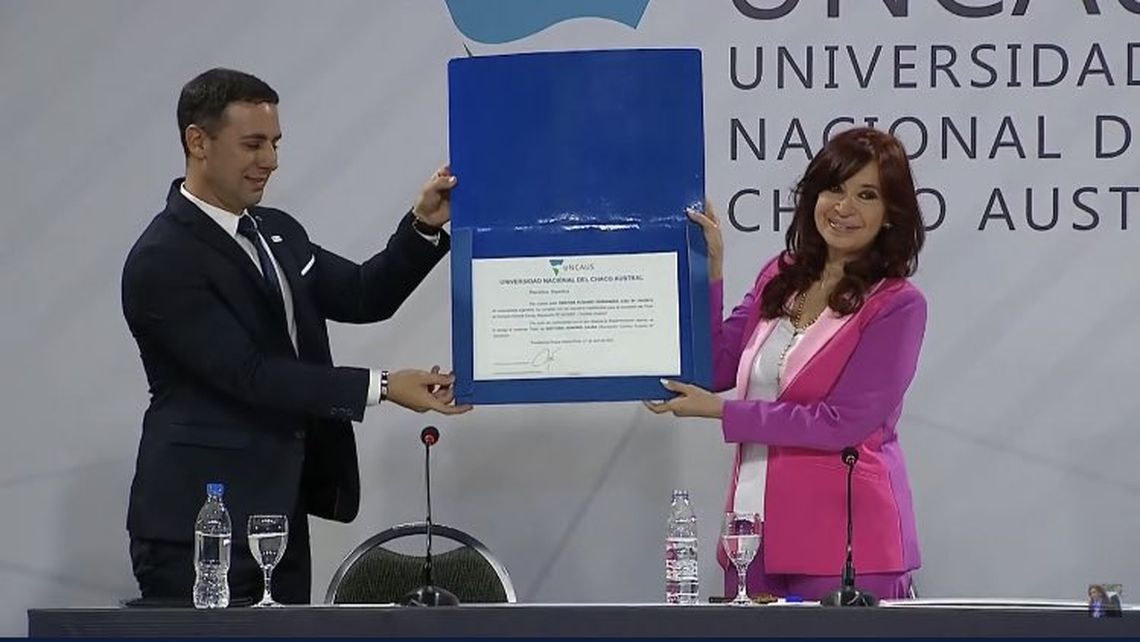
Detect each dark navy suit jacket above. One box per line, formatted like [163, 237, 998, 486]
[121, 179, 448, 543]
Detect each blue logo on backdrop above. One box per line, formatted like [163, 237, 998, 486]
[445, 0, 650, 44]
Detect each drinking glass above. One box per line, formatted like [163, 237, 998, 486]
[720, 512, 761, 606]
[247, 514, 289, 607]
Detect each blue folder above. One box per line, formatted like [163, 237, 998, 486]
[448, 49, 710, 404]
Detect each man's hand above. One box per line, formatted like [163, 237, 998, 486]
[412, 165, 458, 228]
[387, 366, 472, 415]
[643, 379, 725, 419]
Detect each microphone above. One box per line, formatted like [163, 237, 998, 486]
[400, 426, 459, 607]
[820, 447, 879, 607]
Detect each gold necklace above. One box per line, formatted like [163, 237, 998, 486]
[777, 276, 836, 386]
[791, 290, 825, 332]
[776, 292, 812, 387]
[775, 325, 798, 389]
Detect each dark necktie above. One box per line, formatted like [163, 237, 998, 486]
[236, 215, 286, 315]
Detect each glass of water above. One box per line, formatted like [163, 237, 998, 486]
[247, 514, 288, 607]
[721, 512, 761, 606]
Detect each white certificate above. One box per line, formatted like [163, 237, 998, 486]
[471, 252, 681, 380]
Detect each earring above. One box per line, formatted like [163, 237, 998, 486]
[883, 222, 893, 229]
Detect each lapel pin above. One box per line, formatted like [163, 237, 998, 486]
[270, 235, 283, 243]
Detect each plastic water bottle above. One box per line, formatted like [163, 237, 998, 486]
[192, 482, 232, 609]
[665, 489, 699, 604]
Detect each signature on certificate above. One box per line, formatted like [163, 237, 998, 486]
[529, 346, 561, 371]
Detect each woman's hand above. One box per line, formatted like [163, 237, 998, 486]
[687, 199, 723, 282]
[643, 379, 725, 419]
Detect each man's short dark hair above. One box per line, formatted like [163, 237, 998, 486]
[177, 67, 279, 155]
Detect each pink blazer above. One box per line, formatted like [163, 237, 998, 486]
[713, 256, 925, 576]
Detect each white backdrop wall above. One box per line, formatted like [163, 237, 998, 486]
[1, 0, 1137, 635]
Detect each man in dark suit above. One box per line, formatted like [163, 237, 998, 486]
[121, 67, 471, 605]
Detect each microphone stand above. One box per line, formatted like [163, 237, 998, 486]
[401, 427, 459, 607]
[820, 447, 879, 607]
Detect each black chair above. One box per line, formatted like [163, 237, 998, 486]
[325, 521, 516, 604]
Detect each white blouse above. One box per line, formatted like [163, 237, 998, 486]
[731, 315, 814, 516]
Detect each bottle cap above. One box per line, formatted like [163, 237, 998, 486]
[206, 482, 225, 497]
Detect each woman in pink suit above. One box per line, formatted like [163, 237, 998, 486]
[646, 127, 926, 601]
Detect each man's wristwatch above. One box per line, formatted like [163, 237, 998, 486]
[379, 369, 390, 403]
[411, 210, 443, 236]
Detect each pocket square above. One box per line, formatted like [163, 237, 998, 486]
[300, 255, 315, 276]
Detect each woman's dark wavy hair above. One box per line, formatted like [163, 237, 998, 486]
[759, 127, 925, 319]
